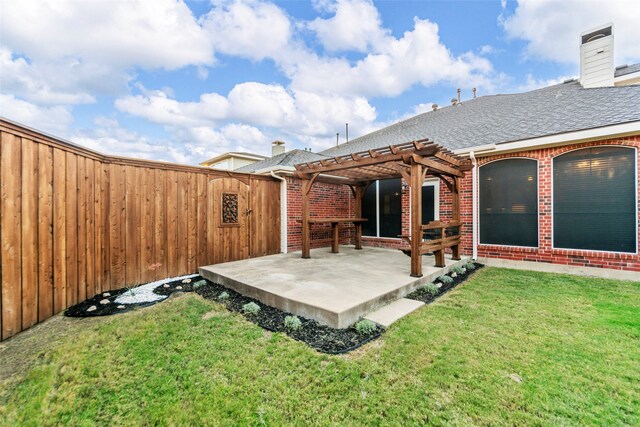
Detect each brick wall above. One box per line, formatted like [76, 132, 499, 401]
[284, 136, 640, 272]
[473, 136, 640, 272]
[286, 177, 354, 252]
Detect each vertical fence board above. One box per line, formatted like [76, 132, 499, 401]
[153, 169, 167, 280]
[109, 164, 126, 288]
[125, 167, 141, 285]
[94, 159, 103, 295]
[196, 174, 208, 267]
[141, 168, 154, 283]
[101, 164, 111, 291]
[187, 173, 197, 272]
[37, 144, 53, 321]
[52, 148, 67, 313]
[21, 138, 38, 330]
[176, 172, 188, 274]
[85, 159, 95, 297]
[1, 132, 22, 339]
[65, 152, 78, 307]
[76, 157, 87, 302]
[166, 170, 178, 277]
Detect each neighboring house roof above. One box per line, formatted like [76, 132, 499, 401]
[200, 151, 268, 167]
[236, 149, 328, 173]
[321, 80, 640, 157]
[615, 63, 640, 78]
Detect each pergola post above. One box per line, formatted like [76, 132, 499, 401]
[410, 161, 424, 277]
[301, 178, 311, 258]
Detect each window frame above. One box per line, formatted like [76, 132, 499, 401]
[422, 178, 440, 223]
[551, 145, 638, 254]
[362, 179, 403, 240]
[478, 157, 540, 249]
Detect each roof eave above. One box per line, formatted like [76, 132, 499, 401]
[453, 121, 640, 157]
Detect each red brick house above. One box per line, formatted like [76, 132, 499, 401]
[240, 24, 640, 276]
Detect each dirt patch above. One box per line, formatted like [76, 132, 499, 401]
[0, 314, 102, 385]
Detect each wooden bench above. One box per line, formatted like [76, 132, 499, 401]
[399, 220, 461, 267]
[297, 218, 367, 254]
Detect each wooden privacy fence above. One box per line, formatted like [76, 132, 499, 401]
[0, 119, 281, 340]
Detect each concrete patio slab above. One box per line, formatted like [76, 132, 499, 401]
[199, 246, 468, 328]
[364, 298, 424, 328]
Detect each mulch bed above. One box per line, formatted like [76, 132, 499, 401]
[64, 276, 200, 317]
[64, 261, 483, 354]
[195, 282, 382, 354]
[64, 288, 154, 317]
[406, 262, 484, 304]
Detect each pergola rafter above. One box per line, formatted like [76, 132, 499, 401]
[294, 138, 471, 277]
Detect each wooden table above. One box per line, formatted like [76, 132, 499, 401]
[297, 218, 368, 255]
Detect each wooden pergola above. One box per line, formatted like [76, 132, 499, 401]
[294, 138, 472, 277]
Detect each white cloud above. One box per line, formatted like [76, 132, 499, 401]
[115, 89, 229, 127]
[295, 18, 494, 97]
[502, 0, 640, 65]
[308, 0, 390, 52]
[0, 0, 213, 106]
[202, 0, 292, 61]
[114, 81, 380, 153]
[515, 73, 574, 92]
[227, 83, 297, 127]
[0, 94, 73, 134]
[1, 0, 213, 69]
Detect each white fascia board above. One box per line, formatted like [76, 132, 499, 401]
[614, 73, 640, 86]
[253, 165, 296, 175]
[453, 121, 640, 157]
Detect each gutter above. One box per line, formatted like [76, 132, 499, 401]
[270, 170, 288, 254]
[470, 151, 478, 261]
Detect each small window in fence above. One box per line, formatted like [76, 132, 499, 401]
[222, 193, 239, 225]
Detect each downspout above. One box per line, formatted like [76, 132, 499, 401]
[470, 151, 478, 260]
[270, 170, 288, 253]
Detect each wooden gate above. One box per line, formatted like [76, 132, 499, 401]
[208, 177, 251, 263]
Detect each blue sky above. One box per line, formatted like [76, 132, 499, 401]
[1, 0, 639, 164]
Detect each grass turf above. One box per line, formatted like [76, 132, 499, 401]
[1, 267, 638, 425]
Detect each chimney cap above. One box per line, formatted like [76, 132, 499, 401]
[272, 140, 285, 146]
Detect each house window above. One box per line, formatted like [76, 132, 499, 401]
[480, 158, 538, 247]
[553, 146, 636, 253]
[362, 178, 402, 238]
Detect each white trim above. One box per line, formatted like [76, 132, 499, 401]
[550, 145, 638, 254]
[254, 165, 296, 175]
[614, 73, 640, 86]
[269, 170, 288, 253]
[200, 152, 268, 166]
[470, 151, 478, 260]
[375, 181, 380, 237]
[478, 157, 540, 249]
[422, 178, 440, 221]
[454, 121, 640, 157]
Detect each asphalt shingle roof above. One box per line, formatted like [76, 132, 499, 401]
[236, 149, 328, 173]
[322, 80, 640, 157]
[615, 63, 640, 78]
[239, 80, 640, 172]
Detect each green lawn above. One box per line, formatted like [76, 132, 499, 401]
[1, 268, 639, 426]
